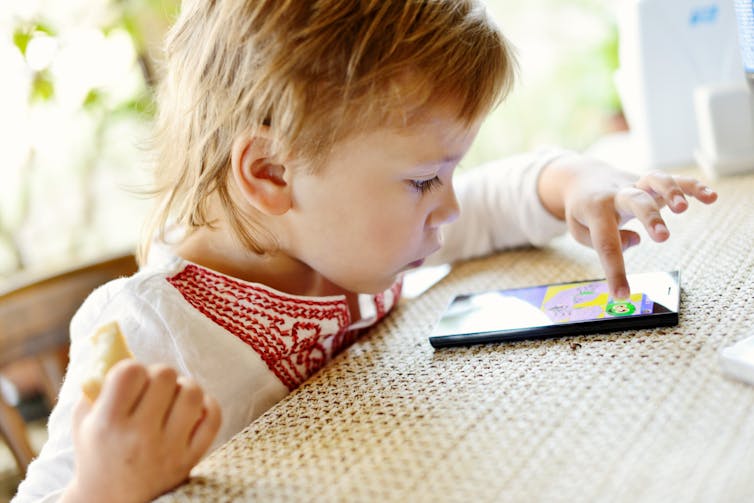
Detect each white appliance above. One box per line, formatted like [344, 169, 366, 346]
[615, 0, 746, 169]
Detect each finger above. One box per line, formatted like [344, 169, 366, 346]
[619, 229, 641, 251]
[132, 364, 180, 425]
[570, 220, 640, 252]
[635, 172, 688, 213]
[566, 215, 593, 248]
[673, 176, 718, 204]
[71, 394, 93, 444]
[614, 187, 670, 243]
[164, 377, 206, 442]
[585, 212, 630, 300]
[188, 395, 222, 463]
[97, 359, 148, 420]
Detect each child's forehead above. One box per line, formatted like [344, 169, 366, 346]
[328, 103, 481, 165]
[383, 99, 481, 140]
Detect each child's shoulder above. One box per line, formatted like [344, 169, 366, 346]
[70, 254, 190, 348]
[82, 253, 184, 309]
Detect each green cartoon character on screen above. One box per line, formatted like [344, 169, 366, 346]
[605, 301, 637, 316]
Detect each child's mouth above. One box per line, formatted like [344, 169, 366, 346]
[406, 258, 425, 269]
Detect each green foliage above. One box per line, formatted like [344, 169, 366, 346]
[83, 89, 103, 109]
[30, 72, 54, 102]
[468, 0, 624, 162]
[120, 93, 156, 117]
[13, 23, 55, 56]
[0, 2, 171, 276]
[12, 30, 32, 56]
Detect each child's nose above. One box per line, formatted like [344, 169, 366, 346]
[427, 186, 460, 228]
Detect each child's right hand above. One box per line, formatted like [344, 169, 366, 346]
[61, 360, 222, 503]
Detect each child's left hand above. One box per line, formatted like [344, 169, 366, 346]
[538, 154, 718, 299]
[62, 361, 222, 503]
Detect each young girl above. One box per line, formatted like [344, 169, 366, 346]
[14, 1, 717, 502]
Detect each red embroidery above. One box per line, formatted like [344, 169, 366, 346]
[373, 279, 403, 321]
[167, 265, 400, 391]
[374, 292, 386, 320]
[168, 265, 353, 390]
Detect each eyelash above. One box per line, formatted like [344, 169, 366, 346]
[410, 177, 442, 195]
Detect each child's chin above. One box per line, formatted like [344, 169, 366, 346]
[349, 275, 400, 295]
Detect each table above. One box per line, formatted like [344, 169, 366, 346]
[160, 169, 754, 502]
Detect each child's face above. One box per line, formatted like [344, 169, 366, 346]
[283, 103, 481, 294]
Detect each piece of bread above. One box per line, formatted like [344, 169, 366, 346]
[81, 321, 133, 401]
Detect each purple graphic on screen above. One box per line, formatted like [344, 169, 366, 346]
[498, 281, 653, 324]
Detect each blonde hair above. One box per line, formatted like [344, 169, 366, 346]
[140, 0, 516, 263]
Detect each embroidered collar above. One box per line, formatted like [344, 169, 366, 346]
[167, 263, 401, 390]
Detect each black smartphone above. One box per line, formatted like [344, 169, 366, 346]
[428, 270, 680, 348]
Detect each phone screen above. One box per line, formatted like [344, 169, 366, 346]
[429, 270, 680, 348]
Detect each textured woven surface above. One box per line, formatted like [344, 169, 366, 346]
[160, 171, 754, 503]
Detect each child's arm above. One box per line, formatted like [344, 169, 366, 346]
[426, 148, 569, 267]
[13, 281, 222, 503]
[536, 152, 718, 298]
[59, 360, 221, 503]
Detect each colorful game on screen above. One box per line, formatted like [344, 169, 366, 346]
[505, 280, 654, 323]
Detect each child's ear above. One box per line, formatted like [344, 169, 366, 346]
[231, 132, 292, 216]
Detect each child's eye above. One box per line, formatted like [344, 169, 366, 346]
[409, 177, 442, 194]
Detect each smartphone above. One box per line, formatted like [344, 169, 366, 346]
[428, 270, 680, 348]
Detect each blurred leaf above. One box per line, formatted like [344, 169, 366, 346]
[123, 94, 155, 117]
[33, 23, 55, 36]
[13, 30, 32, 55]
[83, 89, 103, 109]
[117, 13, 144, 51]
[599, 24, 620, 72]
[111, 92, 156, 118]
[13, 22, 57, 56]
[30, 72, 54, 102]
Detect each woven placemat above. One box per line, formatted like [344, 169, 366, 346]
[160, 171, 754, 502]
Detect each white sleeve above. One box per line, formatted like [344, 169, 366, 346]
[11, 287, 110, 503]
[425, 148, 569, 266]
[11, 279, 178, 503]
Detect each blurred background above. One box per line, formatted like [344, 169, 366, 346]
[0, 0, 623, 281]
[0, 0, 626, 498]
[0, 0, 178, 280]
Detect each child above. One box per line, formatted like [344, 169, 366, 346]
[14, 1, 717, 502]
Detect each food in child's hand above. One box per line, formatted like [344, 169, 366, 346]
[81, 321, 133, 401]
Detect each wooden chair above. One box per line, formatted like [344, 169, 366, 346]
[0, 252, 138, 476]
